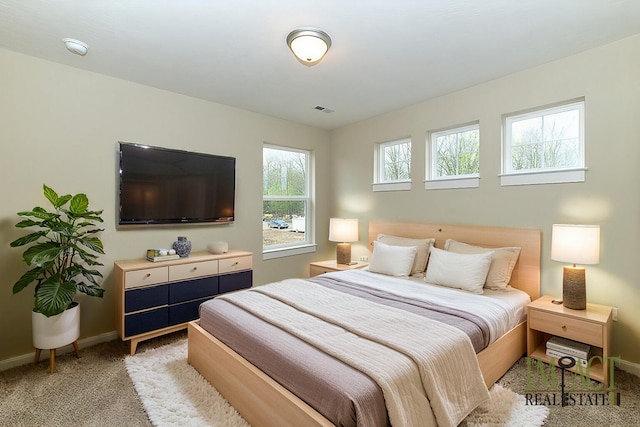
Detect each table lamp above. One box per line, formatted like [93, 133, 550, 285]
[551, 224, 600, 310]
[329, 218, 358, 265]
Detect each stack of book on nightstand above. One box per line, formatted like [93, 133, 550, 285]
[546, 336, 591, 367]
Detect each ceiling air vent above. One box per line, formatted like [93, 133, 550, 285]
[313, 105, 334, 114]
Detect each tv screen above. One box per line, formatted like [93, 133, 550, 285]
[118, 142, 235, 227]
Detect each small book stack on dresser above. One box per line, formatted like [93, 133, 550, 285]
[146, 249, 180, 262]
[546, 336, 591, 367]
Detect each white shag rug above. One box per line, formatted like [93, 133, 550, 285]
[125, 340, 249, 427]
[126, 340, 548, 427]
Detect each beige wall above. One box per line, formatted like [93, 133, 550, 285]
[330, 35, 640, 364]
[0, 48, 332, 362]
[2, 34, 639, 368]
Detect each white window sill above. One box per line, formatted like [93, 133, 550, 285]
[263, 243, 317, 260]
[372, 181, 411, 192]
[424, 176, 479, 190]
[499, 168, 586, 186]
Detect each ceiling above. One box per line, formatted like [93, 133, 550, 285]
[1, 1, 639, 130]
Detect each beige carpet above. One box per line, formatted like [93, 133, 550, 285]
[1, 330, 639, 427]
[498, 357, 640, 427]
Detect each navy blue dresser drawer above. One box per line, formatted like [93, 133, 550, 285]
[219, 270, 252, 293]
[169, 297, 211, 326]
[125, 307, 169, 337]
[168, 276, 219, 304]
[125, 284, 169, 313]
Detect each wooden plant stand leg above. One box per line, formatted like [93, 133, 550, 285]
[49, 349, 56, 374]
[34, 341, 80, 374]
[72, 340, 80, 358]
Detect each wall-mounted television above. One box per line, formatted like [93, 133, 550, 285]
[118, 142, 235, 227]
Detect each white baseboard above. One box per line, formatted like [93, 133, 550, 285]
[0, 330, 118, 372]
[616, 358, 640, 378]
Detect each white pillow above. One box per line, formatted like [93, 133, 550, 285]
[377, 234, 435, 276]
[444, 239, 521, 291]
[424, 247, 493, 294]
[368, 241, 418, 277]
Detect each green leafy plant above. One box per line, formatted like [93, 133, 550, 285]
[10, 185, 106, 317]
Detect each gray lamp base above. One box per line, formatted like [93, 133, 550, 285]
[562, 266, 586, 310]
[336, 243, 351, 265]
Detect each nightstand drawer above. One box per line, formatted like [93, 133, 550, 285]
[310, 265, 331, 277]
[529, 309, 603, 347]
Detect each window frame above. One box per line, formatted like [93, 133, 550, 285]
[425, 123, 480, 190]
[501, 99, 586, 186]
[373, 137, 412, 192]
[262, 144, 316, 259]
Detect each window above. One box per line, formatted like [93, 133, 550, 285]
[373, 138, 411, 191]
[263, 145, 315, 258]
[502, 100, 585, 186]
[426, 124, 480, 189]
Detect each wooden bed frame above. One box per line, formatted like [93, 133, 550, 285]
[188, 221, 541, 427]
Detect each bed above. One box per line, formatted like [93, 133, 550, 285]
[188, 221, 541, 427]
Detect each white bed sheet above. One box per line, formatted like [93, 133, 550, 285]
[322, 269, 531, 345]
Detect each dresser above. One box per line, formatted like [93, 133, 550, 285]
[115, 250, 252, 355]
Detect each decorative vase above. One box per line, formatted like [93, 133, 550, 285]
[172, 236, 192, 258]
[32, 302, 80, 350]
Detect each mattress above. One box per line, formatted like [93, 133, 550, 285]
[198, 270, 530, 427]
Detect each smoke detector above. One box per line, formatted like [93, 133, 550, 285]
[63, 38, 89, 56]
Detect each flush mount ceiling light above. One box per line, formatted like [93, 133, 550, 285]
[286, 28, 331, 67]
[63, 38, 89, 56]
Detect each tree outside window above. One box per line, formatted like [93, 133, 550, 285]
[502, 100, 585, 186]
[263, 146, 311, 250]
[432, 125, 479, 179]
[377, 138, 411, 183]
[509, 108, 581, 171]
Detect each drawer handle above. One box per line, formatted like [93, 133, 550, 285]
[191, 267, 198, 272]
[233, 261, 239, 266]
[561, 325, 567, 330]
[145, 273, 151, 278]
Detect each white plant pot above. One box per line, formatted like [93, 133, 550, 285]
[32, 303, 80, 350]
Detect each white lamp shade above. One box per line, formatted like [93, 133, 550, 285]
[329, 218, 358, 243]
[551, 224, 600, 265]
[290, 36, 327, 62]
[286, 28, 332, 66]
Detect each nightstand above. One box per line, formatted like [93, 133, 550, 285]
[309, 260, 367, 277]
[527, 295, 612, 385]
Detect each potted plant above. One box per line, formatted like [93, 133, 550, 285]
[10, 185, 105, 367]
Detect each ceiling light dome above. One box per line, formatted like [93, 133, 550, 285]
[286, 28, 331, 67]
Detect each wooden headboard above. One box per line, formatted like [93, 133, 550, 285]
[368, 221, 541, 300]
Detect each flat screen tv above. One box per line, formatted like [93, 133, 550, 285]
[118, 142, 235, 227]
